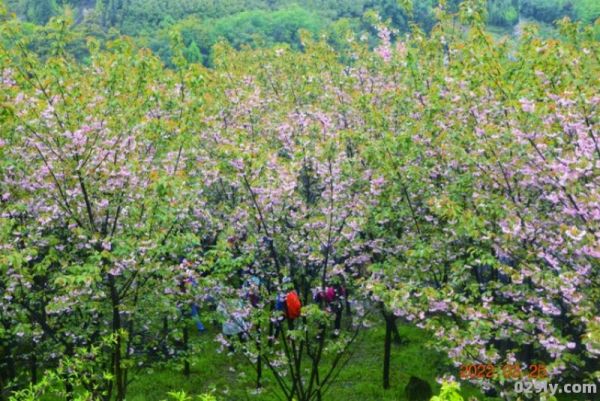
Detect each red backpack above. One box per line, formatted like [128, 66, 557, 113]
[285, 291, 302, 320]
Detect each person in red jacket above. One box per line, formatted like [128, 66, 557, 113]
[284, 291, 302, 320]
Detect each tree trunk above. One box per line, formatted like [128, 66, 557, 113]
[162, 316, 169, 358]
[334, 304, 342, 334]
[256, 322, 262, 388]
[391, 318, 403, 345]
[183, 325, 190, 377]
[383, 313, 393, 390]
[65, 343, 74, 401]
[65, 381, 74, 401]
[315, 366, 322, 401]
[109, 275, 125, 401]
[256, 353, 262, 389]
[0, 352, 16, 401]
[30, 348, 37, 385]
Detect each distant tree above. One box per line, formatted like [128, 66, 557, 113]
[488, 0, 519, 27]
[209, 6, 324, 50]
[95, 0, 126, 28]
[23, 0, 57, 24]
[574, 0, 600, 23]
[183, 40, 202, 63]
[519, 0, 575, 24]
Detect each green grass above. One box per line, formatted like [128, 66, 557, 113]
[126, 323, 493, 401]
[34, 321, 591, 401]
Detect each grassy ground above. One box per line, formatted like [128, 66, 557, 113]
[126, 323, 492, 401]
[35, 321, 592, 401]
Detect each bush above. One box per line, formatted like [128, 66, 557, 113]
[430, 382, 464, 401]
[163, 391, 218, 401]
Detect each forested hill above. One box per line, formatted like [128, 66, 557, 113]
[3, 0, 600, 66]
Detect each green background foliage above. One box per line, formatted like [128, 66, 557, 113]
[3, 0, 599, 65]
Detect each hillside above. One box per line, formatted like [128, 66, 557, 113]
[3, 0, 599, 65]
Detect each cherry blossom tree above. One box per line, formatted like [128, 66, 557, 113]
[364, 5, 599, 397]
[0, 16, 212, 400]
[183, 42, 380, 401]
